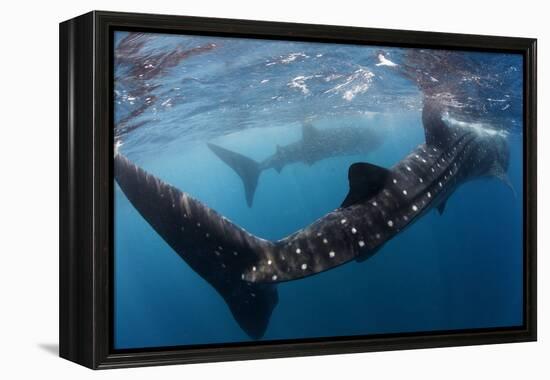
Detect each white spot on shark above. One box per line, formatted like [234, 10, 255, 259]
[301, 263, 307, 270]
[372, 201, 378, 207]
[341, 219, 347, 224]
[427, 192, 432, 198]
[412, 205, 418, 211]
[393, 179, 398, 184]
[358, 240, 365, 247]
[323, 238, 328, 244]
[351, 227, 357, 234]
[403, 190, 408, 195]
[296, 248, 301, 254]
[329, 251, 335, 258]
[267, 260, 272, 265]
[387, 220, 394, 227]
[272, 275, 278, 281]
[252, 266, 257, 271]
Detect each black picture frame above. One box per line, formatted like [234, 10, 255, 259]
[59, 10, 537, 369]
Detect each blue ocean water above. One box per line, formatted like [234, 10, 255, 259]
[113, 32, 524, 349]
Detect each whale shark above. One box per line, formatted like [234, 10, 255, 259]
[114, 98, 511, 339]
[207, 121, 383, 207]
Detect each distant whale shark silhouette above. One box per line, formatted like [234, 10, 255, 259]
[114, 99, 512, 339]
[207, 121, 383, 207]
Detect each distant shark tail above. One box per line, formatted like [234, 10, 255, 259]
[207, 143, 261, 207]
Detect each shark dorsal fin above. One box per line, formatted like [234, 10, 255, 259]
[422, 98, 453, 148]
[302, 121, 318, 142]
[341, 162, 390, 208]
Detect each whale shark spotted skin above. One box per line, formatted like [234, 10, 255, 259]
[114, 99, 511, 339]
[207, 121, 383, 207]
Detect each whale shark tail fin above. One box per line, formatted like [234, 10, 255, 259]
[114, 153, 278, 339]
[207, 143, 261, 207]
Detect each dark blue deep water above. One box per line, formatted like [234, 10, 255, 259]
[113, 32, 523, 349]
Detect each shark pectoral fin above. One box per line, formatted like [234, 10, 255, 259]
[341, 162, 390, 208]
[503, 176, 517, 199]
[422, 97, 452, 148]
[207, 143, 261, 207]
[489, 163, 517, 199]
[496, 172, 517, 199]
[114, 153, 278, 339]
[436, 200, 447, 215]
[355, 246, 381, 263]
